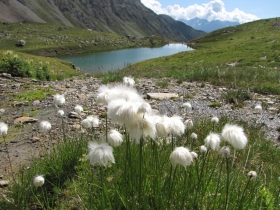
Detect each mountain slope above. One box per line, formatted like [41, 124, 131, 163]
[0, 0, 205, 41]
[180, 18, 239, 32]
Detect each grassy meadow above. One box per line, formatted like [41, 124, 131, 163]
[0, 18, 280, 209]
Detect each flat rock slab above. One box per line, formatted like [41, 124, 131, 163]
[14, 116, 38, 125]
[147, 93, 179, 100]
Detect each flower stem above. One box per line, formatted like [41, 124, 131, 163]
[225, 157, 230, 210]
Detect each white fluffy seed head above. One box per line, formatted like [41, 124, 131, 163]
[221, 124, 248, 150]
[123, 76, 135, 86]
[108, 130, 123, 147]
[191, 151, 198, 159]
[182, 102, 192, 109]
[87, 142, 115, 167]
[184, 119, 193, 129]
[39, 121, 51, 133]
[169, 115, 185, 136]
[33, 175, 45, 187]
[53, 94, 65, 106]
[200, 145, 207, 153]
[219, 146, 231, 158]
[0, 122, 8, 137]
[254, 105, 262, 111]
[191, 132, 198, 139]
[57, 110, 64, 117]
[170, 146, 193, 168]
[247, 171, 257, 179]
[87, 115, 99, 127]
[204, 132, 221, 151]
[0, 109, 5, 115]
[211, 116, 219, 124]
[74, 105, 83, 114]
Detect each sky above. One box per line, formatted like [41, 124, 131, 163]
[140, 0, 280, 23]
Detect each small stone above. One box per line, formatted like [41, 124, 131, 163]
[31, 137, 40, 143]
[32, 100, 40, 106]
[68, 111, 81, 119]
[0, 180, 9, 188]
[14, 116, 38, 125]
[10, 140, 19, 143]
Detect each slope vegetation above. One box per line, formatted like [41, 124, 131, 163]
[0, 0, 205, 41]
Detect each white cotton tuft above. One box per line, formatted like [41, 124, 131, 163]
[0, 122, 8, 137]
[53, 94, 65, 106]
[39, 121, 51, 133]
[87, 142, 115, 167]
[191, 151, 198, 159]
[74, 105, 83, 114]
[211, 116, 219, 124]
[0, 109, 5, 115]
[108, 129, 123, 147]
[248, 171, 257, 179]
[221, 124, 248, 150]
[33, 175, 45, 187]
[182, 102, 192, 110]
[169, 115, 185, 136]
[219, 146, 231, 158]
[200, 145, 207, 153]
[57, 110, 64, 117]
[204, 132, 221, 151]
[254, 104, 262, 111]
[170, 146, 193, 168]
[154, 115, 170, 137]
[191, 132, 198, 139]
[184, 119, 193, 129]
[123, 76, 135, 86]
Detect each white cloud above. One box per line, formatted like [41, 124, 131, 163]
[141, 0, 259, 23]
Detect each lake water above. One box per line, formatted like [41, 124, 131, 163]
[59, 43, 193, 73]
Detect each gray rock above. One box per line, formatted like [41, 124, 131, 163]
[147, 93, 179, 100]
[16, 39, 26, 46]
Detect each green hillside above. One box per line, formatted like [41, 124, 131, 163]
[120, 18, 280, 94]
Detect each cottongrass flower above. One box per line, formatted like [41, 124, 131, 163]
[211, 116, 219, 124]
[182, 102, 192, 110]
[53, 94, 65, 106]
[75, 105, 83, 114]
[204, 132, 221, 151]
[191, 132, 198, 139]
[108, 129, 123, 147]
[200, 145, 207, 153]
[0, 122, 8, 137]
[169, 115, 185, 136]
[254, 104, 262, 111]
[184, 119, 193, 129]
[81, 118, 92, 129]
[87, 142, 115, 167]
[87, 115, 99, 127]
[219, 146, 231, 158]
[57, 110, 64, 117]
[123, 76, 135, 86]
[81, 115, 99, 129]
[191, 151, 198, 159]
[170, 146, 193, 169]
[0, 108, 5, 115]
[97, 84, 142, 105]
[33, 175, 45, 187]
[221, 124, 248, 150]
[247, 171, 257, 179]
[39, 121, 51, 133]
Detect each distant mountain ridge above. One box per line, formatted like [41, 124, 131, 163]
[0, 0, 205, 42]
[180, 18, 239, 32]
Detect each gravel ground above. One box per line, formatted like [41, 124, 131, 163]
[0, 73, 280, 180]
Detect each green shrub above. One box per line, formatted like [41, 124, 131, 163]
[0, 51, 51, 80]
